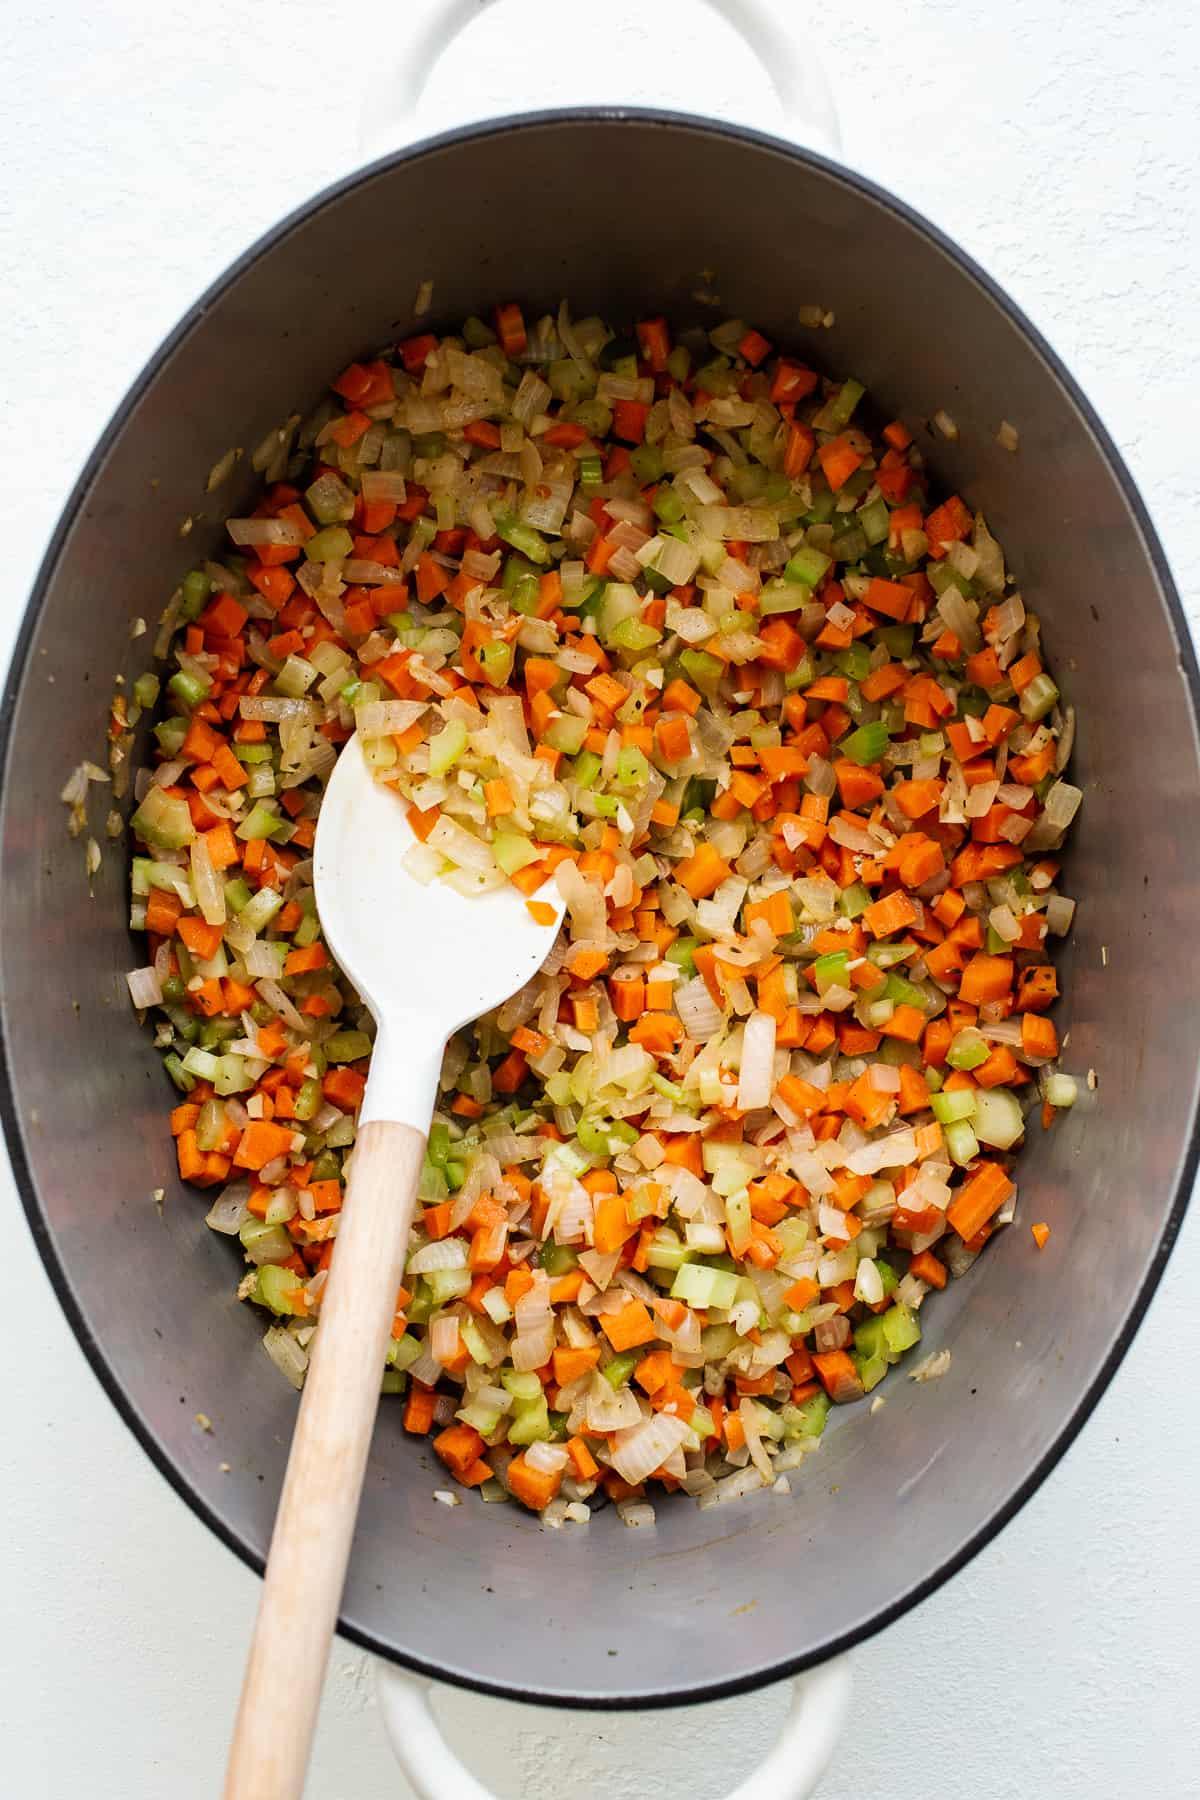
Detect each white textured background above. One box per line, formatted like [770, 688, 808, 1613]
[2, 2, 1199, 1795]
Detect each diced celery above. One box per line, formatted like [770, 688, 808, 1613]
[388, 1334, 422, 1372]
[881, 1301, 921, 1358]
[671, 1262, 739, 1310]
[492, 830, 540, 876]
[168, 669, 210, 710]
[428, 719, 468, 777]
[238, 887, 284, 933]
[543, 713, 589, 755]
[571, 749, 602, 790]
[507, 1396, 552, 1444]
[834, 642, 872, 682]
[679, 648, 724, 695]
[839, 882, 871, 920]
[240, 1220, 295, 1267]
[1042, 1072, 1078, 1109]
[601, 1350, 641, 1390]
[494, 511, 550, 565]
[179, 570, 212, 620]
[758, 579, 812, 617]
[947, 1029, 989, 1071]
[323, 1029, 372, 1063]
[501, 1368, 543, 1402]
[858, 496, 890, 546]
[972, 1086, 1025, 1149]
[813, 950, 850, 994]
[236, 802, 286, 843]
[306, 470, 355, 523]
[931, 1088, 977, 1125]
[1019, 672, 1060, 722]
[839, 721, 890, 765]
[425, 1268, 472, 1304]
[855, 1352, 890, 1393]
[180, 1046, 220, 1081]
[814, 377, 865, 432]
[783, 1392, 831, 1438]
[255, 1264, 303, 1315]
[785, 545, 833, 587]
[537, 1241, 579, 1277]
[304, 525, 354, 562]
[944, 1119, 981, 1166]
[130, 786, 195, 852]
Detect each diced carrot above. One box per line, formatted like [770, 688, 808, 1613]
[403, 1384, 436, 1434]
[1021, 1012, 1059, 1060]
[599, 1299, 657, 1352]
[811, 1350, 864, 1403]
[862, 890, 919, 939]
[507, 1452, 562, 1512]
[946, 1161, 1013, 1241]
[233, 1119, 296, 1172]
[818, 434, 864, 491]
[958, 953, 1013, 1007]
[674, 842, 732, 899]
[909, 1249, 948, 1289]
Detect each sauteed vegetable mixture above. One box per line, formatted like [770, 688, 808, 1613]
[122, 302, 1080, 1522]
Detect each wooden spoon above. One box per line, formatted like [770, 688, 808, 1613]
[224, 733, 563, 1799]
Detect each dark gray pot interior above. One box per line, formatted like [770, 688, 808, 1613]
[2, 111, 1197, 1707]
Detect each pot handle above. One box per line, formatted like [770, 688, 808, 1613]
[375, 1655, 852, 1800]
[358, 0, 841, 163]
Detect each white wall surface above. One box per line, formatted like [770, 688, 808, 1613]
[1, 2, 1198, 1795]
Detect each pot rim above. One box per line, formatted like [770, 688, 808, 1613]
[3, 105, 1197, 1711]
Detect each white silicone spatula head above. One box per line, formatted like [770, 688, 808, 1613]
[224, 733, 562, 1800]
[312, 730, 564, 1128]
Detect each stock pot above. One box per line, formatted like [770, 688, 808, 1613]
[2, 1, 1197, 1792]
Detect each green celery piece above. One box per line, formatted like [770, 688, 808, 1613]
[130, 786, 194, 851]
[834, 642, 872, 682]
[179, 570, 212, 620]
[878, 623, 915, 658]
[665, 936, 698, 977]
[168, 669, 210, 709]
[931, 1088, 977, 1125]
[236, 802, 286, 843]
[256, 1264, 303, 1316]
[679, 648, 723, 695]
[784, 1392, 831, 1438]
[154, 716, 189, 757]
[323, 1029, 373, 1063]
[946, 1028, 989, 1071]
[304, 525, 354, 563]
[305, 471, 355, 524]
[601, 1351, 641, 1390]
[1019, 672, 1060, 723]
[785, 545, 832, 586]
[855, 1352, 890, 1393]
[813, 951, 850, 993]
[428, 719, 468, 776]
[507, 1397, 552, 1445]
[538, 1241, 579, 1276]
[840, 721, 890, 764]
[492, 830, 540, 876]
[571, 749, 603, 790]
[945, 1119, 981, 1167]
[858, 496, 890, 546]
[494, 511, 550, 565]
[882, 1302, 921, 1359]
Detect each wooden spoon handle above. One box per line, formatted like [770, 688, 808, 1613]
[224, 1118, 425, 1800]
